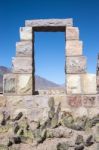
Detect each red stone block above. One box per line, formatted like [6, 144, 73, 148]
[67, 95, 82, 107]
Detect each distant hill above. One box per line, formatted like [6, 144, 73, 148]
[0, 66, 61, 93]
[35, 75, 60, 90]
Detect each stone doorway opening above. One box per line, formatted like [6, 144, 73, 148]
[34, 31, 65, 95]
[4, 19, 89, 96]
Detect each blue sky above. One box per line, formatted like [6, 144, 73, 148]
[0, 0, 99, 84]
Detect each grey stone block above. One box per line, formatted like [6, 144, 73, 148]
[12, 57, 33, 73]
[17, 74, 33, 95]
[16, 41, 33, 57]
[66, 56, 87, 73]
[25, 18, 73, 31]
[66, 40, 83, 56]
[3, 74, 17, 94]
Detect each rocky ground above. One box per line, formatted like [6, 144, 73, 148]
[0, 96, 99, 150]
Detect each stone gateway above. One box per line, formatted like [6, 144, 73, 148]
[3, 18, 97, 95]
[0, 18, 98, 150]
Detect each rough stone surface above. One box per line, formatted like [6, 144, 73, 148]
[20, 27, 32, 40]
[66, 27, 79, 40]
[74, 107, 88, 118]
[5, 96, 50, 122]
[95, 125, 99, 143]
[96, 95, 99, 107]
[66, 56, 86, 73]
[96, 76, 99, 93]
[0, 95, 99, 149]
[46, 126, 73, 138]
[82, 95, 96, 107]
[12, 57, 32, 73]
[3, 74, 17, 94]
[16, 41, 32, 57]
[66, 75, 82, 94]
[38, 89, 65, 95]
[0, 95, 6, 108]
[17, 74, 32, 95]
[53, 96, 69, 110]
[67, 95, 82, 107]
[66, 40, 83, 56]
[25, 18, 73, 29]
[82, 74, 97, 94]
[88, 108, 99, 119]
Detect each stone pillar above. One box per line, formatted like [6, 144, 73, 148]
[65, 27, 87, 94]
[96, 54, 99, 94]
[3, 27, 35, 95]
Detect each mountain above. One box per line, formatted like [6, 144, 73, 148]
[35, 75, 60, 90]
[0, 66, 61, 93]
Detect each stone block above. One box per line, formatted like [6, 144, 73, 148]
[20, 27, 32, 40]
[0, 95, 6, 107]
[88, 108, 99, 119]
[96, 76, 99, 85]
[6, 96, 31, 119]
[12, 57, 32, 73]
[96, 76, 99, 93]
[67, 95, 82, 107]
[66, 27, 79, 40]
[82, 74, 97, 94]
[66, 40, 83, 56]
[66, 56, 86, 73]
[3, 74, 17, 94]
[66, 74, 82, 94]
[25, 18, 73, 28]
[73, 107, 88, 118]
[28, 107, 48, 122]
[95, 125, 99, 143]
[17, 74, 32, 95]
[82, 95, 96, 107]
[6, 95, 49, 122]
[6, 95, 49, 113]
[6, 96, 24, 111]
[53, 95, 69, 109]
[96, 95, 99, 106]
[16, 41, 33, 56]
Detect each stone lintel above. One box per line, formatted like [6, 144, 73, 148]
[25, 18, 73, 31]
